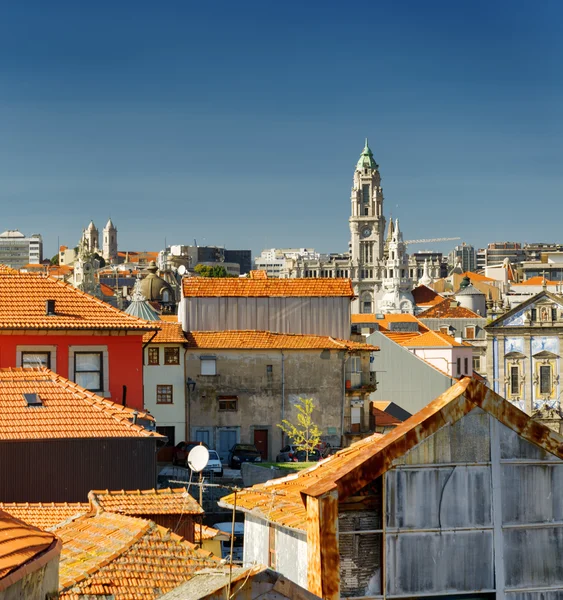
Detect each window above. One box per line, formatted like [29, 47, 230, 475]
[465, 326, 476, 340]
[164, 347, 180, 365]
[156, 426, 175, 447]
[456, 357, 461, 377]
[540, 365, 552, 395]
[363, 207, 369, 216]
[74, 352, 103, 391]
[21, 352, 51, 369]
[148, 347, 159, 365]
[473, 355, 481, 372]
[510, 366, 519, 395]
[464, 357, 469, 375]
[201, 357, 217, 376]
[156, 385, 173, 404]
[266, 364, 273, 382]
[348, 356, 361, 373]
[362, 301, 372, 313]
[552, 307, 558, 321]
[362, 184, 370, 203]
[440, 326, 450, 335]
[218, 396, 238, 411]
[531, 308, 537, 322]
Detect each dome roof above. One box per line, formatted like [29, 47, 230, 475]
[139, 261, 174, 303]
[356, 138, 378, 170]
[456, 283, 485, 297]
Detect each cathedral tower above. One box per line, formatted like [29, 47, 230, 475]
[349, 139, 386, 313]
[82, 221, 99, 253]
[103, 218, 118, 262]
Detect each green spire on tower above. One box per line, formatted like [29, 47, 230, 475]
[356, 138, 378, 170]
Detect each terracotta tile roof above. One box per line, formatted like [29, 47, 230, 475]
[0, 510, 58, 581]
[399, 329, 465, 348]
[99, 282, 115, 297]
[0, 368, 160, 440]
[143, 322, 186, 344]
[417, 298, 481, 319]
[224, 377, 563, 525]
[57, 512, 219, 599]
[0, 265, 18, 274]
[182, 277, 354, 298]
[248, 270, 268, 279]
[380, 331, 422, 344]
[0, 272, 158, 331]
[88, 488, 203, 516]
[513, 276, 559, 286]
[412, 284, 443, 306]
[352, 313, 429, 332]
[185, 330, 378, 351]
[159, 315, 179, 322]
[194, 524, 229, 542]
[460, 271, 495, 282]
[0, 503, 89, 531]
[370, 405, 402, 427]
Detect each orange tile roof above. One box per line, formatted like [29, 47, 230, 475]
[99, 282, 115, 297]
[399, 329, 465, 348]
[0, 368, 160, 440]
[248, 270, 268, 279]
[370, 406, 402, 427]
[0, 510, 58, 581]
[381, 331, 422, 344]
[185, 330, 378, 351]
[182, 277, 354, 298]
[460, 271, 495, 282]
[0, 272, 158, 331]
[143, 322, 186, 344]
[88, 488, 203, 516]
[0, 265, 18, 274]
[224, 377, 563, 527]
[351, 313, 429, 332]
[57, 512, 219, 599]
[412, 284, 443, 306]
[0, 503, 89, 531]
[417, 298, 481, 319]
[513, 276, 559, 286]
[194, 524, 229, 542]
[159, 314, 179, 322]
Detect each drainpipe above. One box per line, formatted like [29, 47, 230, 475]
[341, 352, 348, 444]
[184, 345, 189, 442]
[280, 350, 285, 445]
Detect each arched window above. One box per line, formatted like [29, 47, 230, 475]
[162, 290, 170, 303]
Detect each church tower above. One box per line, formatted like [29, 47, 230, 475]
[103, 218, 118, 262]
[377, 219, 415, 314]
[82, 221, 99, 253]
[349, 139, 386, 313]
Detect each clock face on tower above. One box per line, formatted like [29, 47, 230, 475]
[361, 227, 372, 238]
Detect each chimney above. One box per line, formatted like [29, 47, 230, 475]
[45, 299, 56, 315]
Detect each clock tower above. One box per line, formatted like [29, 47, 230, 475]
[349, 139, 386, 313]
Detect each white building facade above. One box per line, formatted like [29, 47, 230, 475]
[0, 230, 43, 268]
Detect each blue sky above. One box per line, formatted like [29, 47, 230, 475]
[0, 1, 562, 259]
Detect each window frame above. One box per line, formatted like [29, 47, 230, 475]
[148, 347, 160, 366]
[218, 395, 238, 411]
[156, 384, 174, 404]
[68, 346, 110, 397]
[540, 365, 552, 395]
[17, 345, 57, 372]
[200, 357, 217, 376]
[464, 326, 476, 340]
[164, 347, 180, 365]
[21, 351, 51, 369]
[473, 355, 481, 372]
[74, 351, 104, 392]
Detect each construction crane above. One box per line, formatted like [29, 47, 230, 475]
[404, 237, 461, 245]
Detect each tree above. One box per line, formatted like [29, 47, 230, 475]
[194, 264, 229, 278]
[277, 397, 322, 461]
[50, 254, 59, 266]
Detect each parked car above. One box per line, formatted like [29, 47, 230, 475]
[214, 521, 244, 563]
[228, 444, 262, 469]
[172, 441, 208, 466]
[276, 445, 321, 462]
[203, 450, 223, 478]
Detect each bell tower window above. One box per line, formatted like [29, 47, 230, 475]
[362, 184, 370, 204]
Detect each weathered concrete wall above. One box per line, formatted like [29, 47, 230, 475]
[241, 463, 289, 487]
[187, 348, 346, 459]
[243, 513, 269, 567]
[275, 525, 308, 589]
[0, 557, 59, 600]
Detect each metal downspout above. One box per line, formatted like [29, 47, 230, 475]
[281, 350, 285, 444]
[184, 345, 189, 442]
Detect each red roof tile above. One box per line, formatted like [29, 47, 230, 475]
[351, 313, 429, 332]
[143, 322, 186, 344]
[0, 368, 160, 440]
[88, 488, 203, 516]
[0, 272, 158, 331]
[418, 298, 481, 319]
[0, 510, 58, 581]
[399, 329, 465, 348]
[57, 512, 219, 599]
[185, 330, 378, 351]
[182, 277, 354, 298]
[412, 284, 443, 306]
[0, 503, 89, 531]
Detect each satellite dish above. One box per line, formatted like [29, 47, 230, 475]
[177, 265, 187, 276]
[187, 445, 209, 472]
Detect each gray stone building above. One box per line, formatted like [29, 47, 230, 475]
[184, 331, 376, 461]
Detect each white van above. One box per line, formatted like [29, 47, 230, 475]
[214, 521, 244, 563]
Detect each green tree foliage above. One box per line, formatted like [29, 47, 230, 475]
[50, 254, 59, 266]
[194, 264, 230, 277]
[92, 253, 106, 268]
[277, 397, 322, 461]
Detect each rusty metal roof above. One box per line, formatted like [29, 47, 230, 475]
[222, 378, 563, 530]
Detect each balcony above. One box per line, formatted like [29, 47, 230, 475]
[345, 371, 377, 394]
